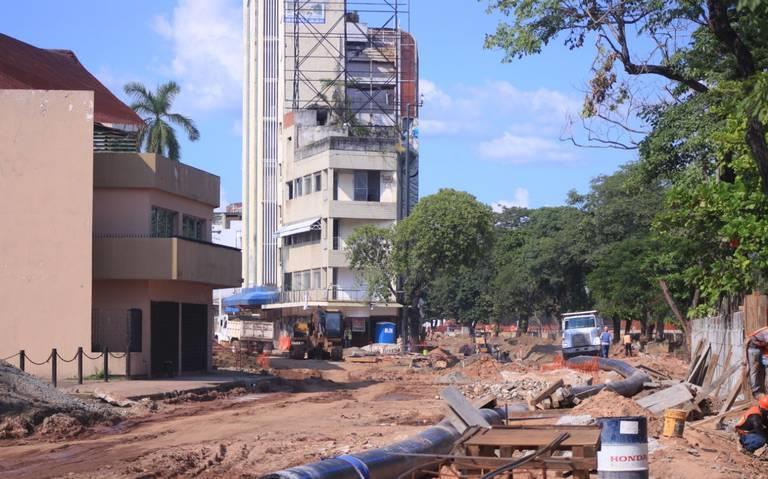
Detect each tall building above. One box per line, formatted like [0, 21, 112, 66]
[241, 0, 418, 343]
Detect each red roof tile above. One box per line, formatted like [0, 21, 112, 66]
[0, 33, 143, 127]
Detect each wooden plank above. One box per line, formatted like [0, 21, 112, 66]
[463, 427, 600, 448]
[698, 362, 742, 402]
[685, 340, 705, 379]
[471, 394, 497, 410]
[528, 379, 564, 411]
[718, 373, 743, 417]
[687, 343, 711, 385]
[714, 346, 733, 397]
[744, 293, 768, 339]
[637, 364, 672, 380]
[441, 386, 491, 430]
[636, 383, 694, 415]
[701, 352, 720, 388]
[691, 402, 752, 428]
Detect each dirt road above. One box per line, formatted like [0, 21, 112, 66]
[0, 362, 443, 479]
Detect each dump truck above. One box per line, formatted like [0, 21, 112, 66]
[561, 310, 604, 359]
[215, 313, 275, 353]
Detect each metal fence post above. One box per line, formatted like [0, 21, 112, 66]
[51, 348, 57, 388]
[19, 350, 24, 371]
[126, 351, 131, 379]
[103, 347, 109, 382]
[77, 347, 83, 385]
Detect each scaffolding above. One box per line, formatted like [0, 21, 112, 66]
[284, 0, 415, 135]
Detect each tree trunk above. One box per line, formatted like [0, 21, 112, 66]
[659, 279, 691, 358]
[656, 315, 665, 342]
[624, 319, 632, 336]
[612, 317, 621, 343]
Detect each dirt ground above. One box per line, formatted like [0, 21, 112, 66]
[1, 338, 766, 479]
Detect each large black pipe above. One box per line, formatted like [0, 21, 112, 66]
[568, 356, 649, 399]
[259, 405, 527, 479]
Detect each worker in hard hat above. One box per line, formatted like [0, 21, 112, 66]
[746, 327, 768, 396]
[736, 396, 768, 453]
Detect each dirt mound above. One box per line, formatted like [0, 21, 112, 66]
[0, 360, 117, 439]
[460, 355, 503, 380]
[574, 389, 662, 436]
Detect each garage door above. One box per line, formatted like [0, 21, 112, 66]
[151, 301, 179, 376]
[181, 303, 208, 372]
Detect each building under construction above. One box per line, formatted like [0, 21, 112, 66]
[240, 0, 419, 347]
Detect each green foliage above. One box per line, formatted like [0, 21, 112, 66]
[345, 224, 396, 302]
[123, 81, 200, 161]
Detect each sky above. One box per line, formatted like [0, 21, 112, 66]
[2, 0, 637, 210]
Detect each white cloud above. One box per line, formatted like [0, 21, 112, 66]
[153, 0, 241, 111]
[492, 188, 530, 212]
[478, 132, 577, 164]
[420, 78, 452, 109]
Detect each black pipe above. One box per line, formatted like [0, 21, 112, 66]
[568, 356, 649, 399]
[259, 405, 527, 479]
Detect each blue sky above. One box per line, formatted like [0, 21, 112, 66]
[2, 0, 637, 209]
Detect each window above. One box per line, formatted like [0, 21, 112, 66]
[312, 270, 321, 289]
[283, 229, 321, 246]
[287, 181, 294, 200]
[314, 173, 322, 192]
[283, 272, 292, 291]
[353, 170, 381, 201]
[182, 215, 205, 240]
[303, 175, 312, 195]
[292, 271, 303, 290]
[333, 171, 338, 200]
[295, 178, 303, 197]
[151, 207, 177, 237]
[302, 271, 311, 290]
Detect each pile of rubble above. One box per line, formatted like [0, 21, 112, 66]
[459, 377, 551, 402]
[0, 360, 118, 439]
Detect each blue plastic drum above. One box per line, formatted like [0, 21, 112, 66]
[374, 322, 396, 344]
[597, 416, 649, 478]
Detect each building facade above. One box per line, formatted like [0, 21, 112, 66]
[242, 0, 418, 343]
[0, 33, 241, 377]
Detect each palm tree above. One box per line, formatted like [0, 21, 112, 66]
[123, 81, 200, 161]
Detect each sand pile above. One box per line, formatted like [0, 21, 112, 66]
[574, 389, 662, 436]
[0, 360, 117, 439]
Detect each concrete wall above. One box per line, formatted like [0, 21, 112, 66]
[690, 312, 745, 400]
[0, 89, 94, 378]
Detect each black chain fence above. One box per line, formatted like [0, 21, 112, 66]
[1, 347, 127, 388]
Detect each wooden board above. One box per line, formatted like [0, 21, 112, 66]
[685, 340, 705, 379]
[701, 352, 720, 388]
[744, 293, 768, 338]
[636, 383, 693, 414]
[441, 386, 491, 429]
[687, 343, 711, 385]
[528, 379, 564, 411]
[463, 426, 600, 449]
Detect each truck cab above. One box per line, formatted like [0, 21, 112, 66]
[561, 310, 603, 359]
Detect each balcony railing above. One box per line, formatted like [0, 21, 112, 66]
[278, 287, 394, 304]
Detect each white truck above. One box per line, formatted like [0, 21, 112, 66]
[561, 310, 604, 359]
[215, 314, 275, 352]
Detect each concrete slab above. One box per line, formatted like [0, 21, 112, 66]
[61, 371, 272, 400]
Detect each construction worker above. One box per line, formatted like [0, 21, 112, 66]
[747, 327, 768, 396]
[600, 326, 612, 358]
[623, 333, 632, 357]
[736, 396, 768, 453]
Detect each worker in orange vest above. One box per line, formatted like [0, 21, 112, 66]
[736, 396, 768, 453]
[746, 327, 768, 396]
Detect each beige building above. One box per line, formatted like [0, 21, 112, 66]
[0, 33, 240, 378]
[241, 1, 418, 344]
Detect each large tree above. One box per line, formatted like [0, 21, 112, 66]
[484, 0, 768, 193]
[123, 81, 200, 161]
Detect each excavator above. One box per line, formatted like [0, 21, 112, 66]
[288, 309, 344, 361]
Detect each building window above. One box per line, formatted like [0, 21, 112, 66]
[283, 229, 321, 246]
[284, 272, 292, 291]
[314, 173, 322, 192]
[303, 175, 312, 195]
[302, 271, 311, 290]
[353, 170, 381, 201]
[295, 178, 303, 197]
[312, 270, 321, 289]
[151, 207, 177, 237]
[287, 181, 294, 200]
[182, 215, 205, 240]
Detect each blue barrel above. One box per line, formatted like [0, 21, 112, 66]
[597, 416, 649, 478]
[374, 322, 396, 344]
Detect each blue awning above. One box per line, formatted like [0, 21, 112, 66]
[224, 306, 240, 314]
[223, 287, 280, 307]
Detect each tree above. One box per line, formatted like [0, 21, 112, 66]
[484, 0, 768, 193]
[345, 189, 495, 342]
[123, 81, 200, 161]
